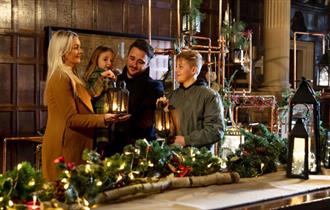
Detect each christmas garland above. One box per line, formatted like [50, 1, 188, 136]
[225, 124, 287, 178]
[0, 139, 240, 209]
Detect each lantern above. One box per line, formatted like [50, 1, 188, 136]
[289, 77, 321, 174]
[287, 118, 309, 179]
[232, 48, 244, 64]
[108, 81, 129, 115]
[222, 126, 245, 152]
[154, 107, 173, 143]
[182, 14, 201, 33]
[316, 50, 330, 87]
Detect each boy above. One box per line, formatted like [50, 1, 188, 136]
[160, 50, 224, 148]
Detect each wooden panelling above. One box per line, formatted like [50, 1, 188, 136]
[18, 36, 35, 58]
[0, 64, 12, 104]
[73, 0, 94, 29]
[0, 112, 12, 136]
[17, 64, 35, 105]
[95, 0, 113, 32]
[57, 0, 73, 27]
[18, 111, 35, 134]
[127, 3, 144, 34]
[0, 0, 12, 29]
[18, 0, 36, 30]
[0, 35, 13, 58]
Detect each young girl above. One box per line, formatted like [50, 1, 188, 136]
[84, 46, 118, 157]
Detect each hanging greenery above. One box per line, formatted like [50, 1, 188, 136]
[226, 124, 287, 178]
[222, 20, 249, 49]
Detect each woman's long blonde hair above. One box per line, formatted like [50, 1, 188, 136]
[44, 30, 83, 105]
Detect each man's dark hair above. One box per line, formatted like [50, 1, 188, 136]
[128, 39, 154, 59]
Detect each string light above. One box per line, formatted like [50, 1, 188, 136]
[96, 180, 102, 186]
[28, 178, 35, 186]
[17, 163, 22, 170]
[119, 163, 126, 170]
[8, 200, 14, 207]
[85, 164, 92, 173]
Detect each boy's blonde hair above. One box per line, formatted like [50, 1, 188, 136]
[176, 50, 203, 75]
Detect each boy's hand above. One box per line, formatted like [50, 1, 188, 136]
[173, 136, 185, 147]
[102, 70, 116, 80]
[156, 96, 169, 110]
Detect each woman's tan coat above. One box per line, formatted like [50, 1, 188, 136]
[42, 70, 107, 182]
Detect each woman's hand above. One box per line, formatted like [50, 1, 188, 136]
[104, 113, 131, 123]
[101, 70, 116, 80]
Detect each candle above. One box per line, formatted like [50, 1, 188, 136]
[27, 195, 40, 210]
[292, 137, 306, 175]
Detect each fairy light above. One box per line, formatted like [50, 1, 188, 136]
[148, 161, 154, 167]
[64, 170, 70, 177]
[85, 164, 92, 173]
[96, 180, 102, 186]
[17, 163, 22, 170]
[0, 197, 3, 202]
[82, 198, 89, 207]
[63, 183, 69, 190]
[124, 151, 132, 155]
[106, 160, 112, 167]
[28, 178, 35, 186]
[134, 148, 140, 155]
[119, 162, 126, 170]
[128, 172, 135, 180]
[207, 163, 213, 168]
[61, 178, 68, 183]
[116, 174, 123, 183]
[8, 200, 14, 207]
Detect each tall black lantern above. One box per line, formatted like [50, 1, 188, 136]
[154, 104, 174, 144]
[289, 77, 321, 174]
[107, 81, 129, 115]
[287, 118, 309, 179]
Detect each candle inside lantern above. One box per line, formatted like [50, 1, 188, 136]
[292, 137, 306, 175]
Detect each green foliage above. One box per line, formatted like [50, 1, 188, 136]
[0, 162, 47, 207]
[180, 0, 204, 19]
[226, 124, 287, 178]
[222, 20, 248, 49]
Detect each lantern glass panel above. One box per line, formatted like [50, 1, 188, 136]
[223, 127, 244, 151]
[232, 48, 244, 64]
[155, 108, 172, 139]
[292, 137, 307, 176]
[108, 83, 129, 115]
[318, 65, 329, 86]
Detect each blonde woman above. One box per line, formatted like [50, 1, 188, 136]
[42, 30, 129, 181]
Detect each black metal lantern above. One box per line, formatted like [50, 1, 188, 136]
[154, 106, 173, 143]
[287, 118, 309, 179]
[289, 77, 321, 174]
[107, 81, 129, 115]
[316, 51, 330, 87]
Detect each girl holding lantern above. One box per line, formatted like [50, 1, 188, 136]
[84, 46, 121, 157]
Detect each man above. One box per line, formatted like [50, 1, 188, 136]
[106, 39, 164, 155]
